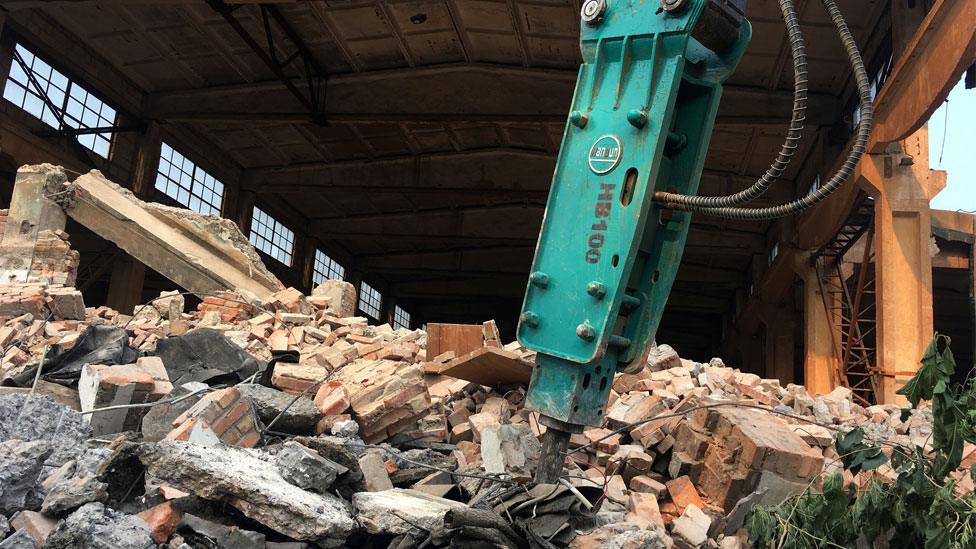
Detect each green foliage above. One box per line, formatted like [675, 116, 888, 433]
[835, 427, 887, 475]
[745, 334, 976, 548]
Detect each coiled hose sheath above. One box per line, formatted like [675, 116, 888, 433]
[655, 0, 808, 208]
[653, 0, 873, 220]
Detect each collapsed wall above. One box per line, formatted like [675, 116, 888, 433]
[0, 164, 283, 305]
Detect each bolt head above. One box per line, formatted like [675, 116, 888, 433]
[569, 110, 589, 128]
[520, 311, 540, 328]
[529, 271, 550, 288]
[586, 282, 607, 299]
[661, 0, 688, 13]
[576, 323, 596, 341]
[580, 0, 607, 25]
[627, 109, 648, 129]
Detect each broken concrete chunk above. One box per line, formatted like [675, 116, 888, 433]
[41, 448, 112, 515]
[64, 169, 282, 301]
[276, 441, 343, 493]
[138, 441, 356, 545]
[44, 502, 153, 549]
[358, 449, 394, 492]
[647, 344, 681, 371]
[672, 503, 711, 548]
[0, 393, 91, 466]
[480, 423, 541, 477]
[0, 440, 51, 515]
[0, 531, 34, 549]
[352, 488, 466, 535]
[239, 383, 319, 434]
[569, 521, 671, 548]
[178, 513, 266, 549]
[8, 510, 57, 548]
[78, 360, 171, 436]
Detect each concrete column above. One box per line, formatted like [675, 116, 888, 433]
[382, 295, 397, 326]
[233, 190, 256, 236]
[106, 121, 161, 310]
[106, 257, 145, 314]
[770, 311, 796, 384]
[130, 121, 161, 199]
[859, 129, 945, 403]
[0, 14, 12, 91]
[294, 232, 314, 293]
[0, 165, 68, 282]
[801, 267, 839, 395]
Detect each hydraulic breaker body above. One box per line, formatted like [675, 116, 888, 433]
[518, 0, 751, 482]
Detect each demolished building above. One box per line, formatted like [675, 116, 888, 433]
[0, 164, 972, 547]
[0, 0, 974, 547]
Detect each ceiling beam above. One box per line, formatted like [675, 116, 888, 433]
[311, 202, 545, 223]
[324, 233, 538, 245]
[145, 63, 840, 127]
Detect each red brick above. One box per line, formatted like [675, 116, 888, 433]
[627, 492, 665, 531]
[238, 431, 261, 448]
[11, 511, 57, 546]
[210, 401, 250, 435]
[666, 476, 704, 514]
[630, 475, 667, 495]
[137, 501, 181, 544]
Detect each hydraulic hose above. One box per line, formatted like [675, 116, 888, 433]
[654, 0, 873, 220]
[655, 0, 808, 208]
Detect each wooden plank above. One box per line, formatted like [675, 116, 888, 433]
[425, 323, 484, 359]
[431, 347, 532, 388]
[482, 320, 501, 348]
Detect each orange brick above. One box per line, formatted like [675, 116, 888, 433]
[238, 431, 261, 448]
[211, 402, 249, 435]
[137, 501, 181, 544]
[628, 492, 665, 531]
[666, 476, 704, 514]
[164, 418, 197, 441]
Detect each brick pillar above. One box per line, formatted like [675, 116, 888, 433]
[859, 129, 946, 403]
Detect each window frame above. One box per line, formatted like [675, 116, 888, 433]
[248, 206, 295, 266]
[3, 43, 118, 158]
[393, 305, 411, 330]
[154, 142, 225, 215]
[312, 250, 345, 285]
[358, 282, 382, 320]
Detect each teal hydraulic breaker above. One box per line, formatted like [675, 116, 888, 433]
[518, 0, 751, 482]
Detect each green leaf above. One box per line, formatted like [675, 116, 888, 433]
[859, 449, 888, 472]
[744, 506, 777, 545]
[925, 525, 951, 549]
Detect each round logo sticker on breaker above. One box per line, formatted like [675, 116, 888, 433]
[588, 135, 622, 175]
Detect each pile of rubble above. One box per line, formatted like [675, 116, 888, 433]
[0, 276, 967, 548]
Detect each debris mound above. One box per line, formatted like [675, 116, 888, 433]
[0, 276, 963, 548]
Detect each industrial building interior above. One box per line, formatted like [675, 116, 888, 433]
[0, 0, 972, 406]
